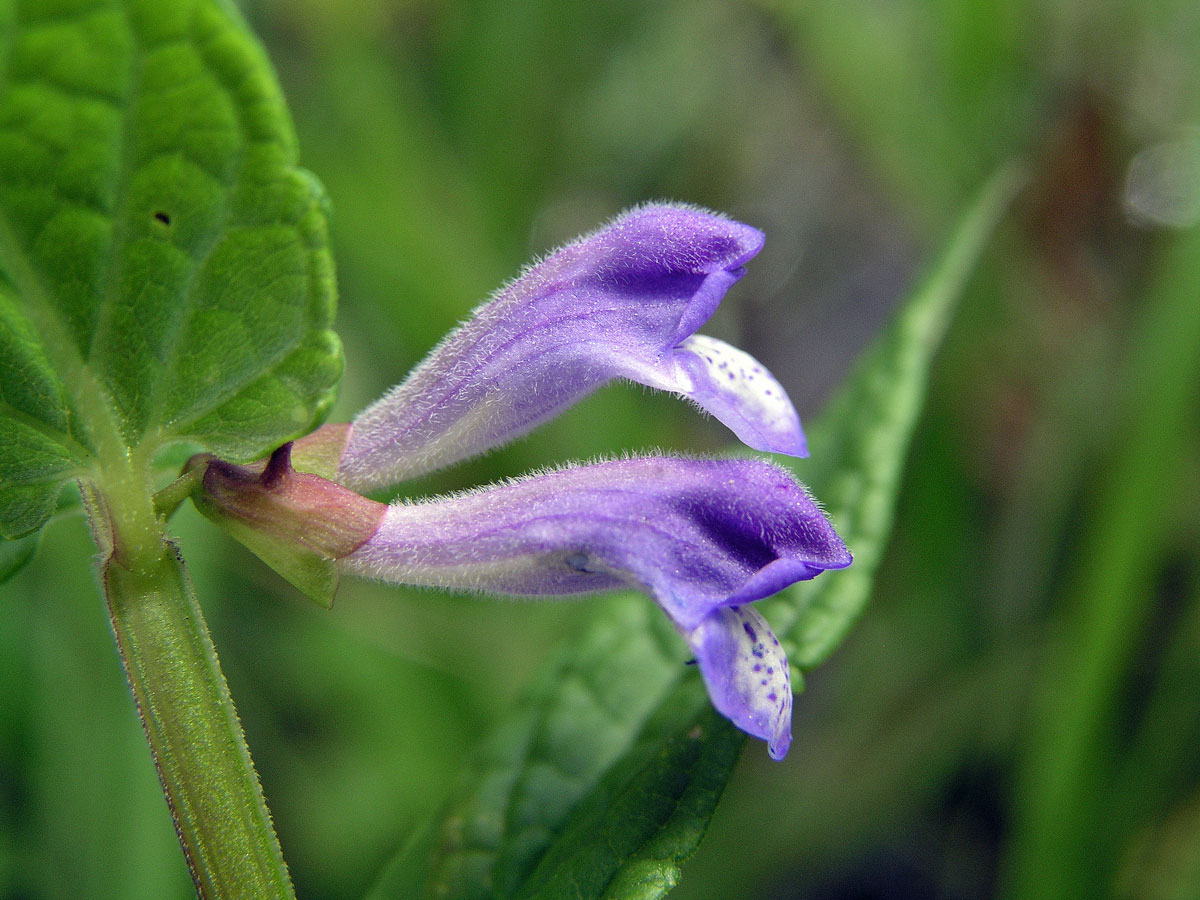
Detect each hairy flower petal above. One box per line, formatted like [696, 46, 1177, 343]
[341, 456, 844, 756]
[687, 605, 793, 759]
[337, 204, 802, 492]
[670, 335, 805, 455]
[343, 456, 848, 630]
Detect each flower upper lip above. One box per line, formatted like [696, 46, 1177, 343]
[326, 203, 796, 492]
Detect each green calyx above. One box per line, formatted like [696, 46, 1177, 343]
[188, 443, 386, 607]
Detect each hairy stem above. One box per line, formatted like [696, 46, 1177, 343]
[154, 466, 208, 521]
[93, 468, 296, 900]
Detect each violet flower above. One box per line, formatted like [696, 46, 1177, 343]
[246, 204, 850, 759]
[336, 203, 806, 491]
[341, 456, 847, 759]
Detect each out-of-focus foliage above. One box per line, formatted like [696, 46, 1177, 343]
[1, 1, 1198, 899]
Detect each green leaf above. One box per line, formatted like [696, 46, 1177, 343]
[364, 598, 739, 900]
[0, 530, 38, 583]
[404, 597, 696, 900]
[365, 167, 1023, 900]
[0, 0, 342, 539]
[762, 164, 1026, 667]
[512, 691, 743, 900]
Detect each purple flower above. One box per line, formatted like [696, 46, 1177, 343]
[335, 204, 804, 492]
[341, 456, 847, 758]
[276, 204, 849, 758]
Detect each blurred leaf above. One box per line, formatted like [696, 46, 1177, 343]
[759, 0, 1031, 225]
[765, 164, 1027, 668]
[1109, 592, 1200, 900]
[0, 0, 342, 538]
[1003, 217, 1200, 900]
[363, 168, 1021, 900]
[0, 531, 37, 584]
[1118, 789, 1200, 900]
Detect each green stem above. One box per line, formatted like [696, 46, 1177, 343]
[155, 466, 207, 521]
[93, 468, 296, 900]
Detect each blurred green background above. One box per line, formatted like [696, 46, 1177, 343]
[3, 0, 1200, 897]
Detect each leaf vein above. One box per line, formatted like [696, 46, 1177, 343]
[0, 397, 93, 462]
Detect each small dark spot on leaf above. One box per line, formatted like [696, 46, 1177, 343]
[153, 211, 171, 226]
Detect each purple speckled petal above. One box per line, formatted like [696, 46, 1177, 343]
[338, 204, 803, 492]
[669, 335, 805, 456]
[341, 457, 850, 632]
[687, 605, 793, 760]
